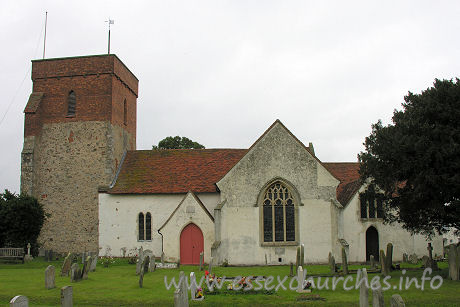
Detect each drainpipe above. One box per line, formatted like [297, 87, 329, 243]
[158, 229, 164, 256]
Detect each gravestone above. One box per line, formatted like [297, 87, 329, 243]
[136, 248, 145, 275]
[81, 256, 91, 280]
[328, 252, 336, 274]
[300, 244, 305, 267]
[385, 243, 393, 271]
[448, 245, 459, 280]
[143, 256, 150, 275]
[9, 295, 28, 307]
[174, 271, 189, 307]
[149, 255, 156, 272]
[289, 262, 294, 277]
[190, 272, 203, 300]
[296, 266, 310, 293]
[370, 255, 376, 269]
[139, 266, 144, 288]
[24, 243, 33, 261]
[372, 286, 384, 307]
[70, 263, 81, 282]
[408, 253, 418, 264]
[390, 294, 405, 307]
[61, 253, 72, 276]
[161, 252, 165, 265]
[61, 286, 73, 307]
[342, 247, 349, 275]
[45, 265, 55, 289]
[380, 250, 389, 276]
[208, 257, 213, 274]
[199, 252, 204, 271]
[359, 268, 369, 307]
[296, 246, 301, 269]
[89, 255, 97, 272]
[421, 255, 430, 268]
[402, 253, 408, 263]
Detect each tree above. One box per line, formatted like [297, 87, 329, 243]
[152, 136, 205, 149]
[358, 78, 460, 236]
[0, 190, 48, 255]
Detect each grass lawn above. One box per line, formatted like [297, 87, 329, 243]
[0, 258, 459, 306]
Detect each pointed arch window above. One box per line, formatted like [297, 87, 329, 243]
[138, 212, 152, 241]
[67, 90, 76, 116]
[260, 181, 298, 245]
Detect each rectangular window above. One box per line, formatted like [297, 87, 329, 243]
[360, 196, 368, 218]
[368, 195, 376, 218]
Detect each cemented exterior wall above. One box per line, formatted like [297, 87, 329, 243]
[98, 192, 219, 258]
[216, 122, 340, 265]
[342, 185, 444, 262]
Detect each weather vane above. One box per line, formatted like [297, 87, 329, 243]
[105, 18, 114, 54]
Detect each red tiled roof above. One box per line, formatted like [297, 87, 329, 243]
[323, 162, 361, 206]
[108, 149, 363, 206]
[108, 149, 248, 194]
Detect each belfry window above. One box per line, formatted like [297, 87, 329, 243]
[138, 212, 152, 241]
[262, 181, 296, 243]
[67, 91, 76, 116]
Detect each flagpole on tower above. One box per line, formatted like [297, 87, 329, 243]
[43, 11, 48, 59]
[105, 18, 114, 54]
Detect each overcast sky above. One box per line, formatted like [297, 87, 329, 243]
[1, 0, 459, 194]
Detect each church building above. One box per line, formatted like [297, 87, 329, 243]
[21, 54, 442, 265]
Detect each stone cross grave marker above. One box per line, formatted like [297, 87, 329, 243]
[9, 295, 28, 307]
[89, 255, 97, 272]
[199, 252, 204, 271]
[25, 243, 32, 261]
[390, 294, 405, 307]
[359, 268, 369, 307]
[61, 286, 73, 307]
[372, 286, 384, 307]
[61, 253, 72, 276]
[342, 247, 349, 275]
[208, 257, 213, 274]
[45, 265, 55, 289]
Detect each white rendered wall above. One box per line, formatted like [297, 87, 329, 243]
[342, 186, 443, 263]
[98, 192, 219, 257]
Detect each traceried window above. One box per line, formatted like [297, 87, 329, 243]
[263, 182, 296, 243]
[360, 193, 384, 219]
[67, 91, 76, 116]
[138, 212, 152, 241]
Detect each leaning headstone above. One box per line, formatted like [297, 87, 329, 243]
[289, 262, 294, 277]
[89, 255, 97, 272]
[385, 243, 393, 271]
[359, 268, 369, 307]
[9, 295, 28, 307]
[372, 286, 384, 307]
[370, 255, 376, 269]
[45, 265, 55, 289]
[81, 256, 91, 280]
[342, 247, 349, 275]
[199, 252, 204, 271]
[70, 263, 81, 282]
[208, 257, 213, 274]
[380, 250, 389, 276]
[390, 294, 405, 307]
[143, 256, 150, 275]
[61, 253, 72, 276]
[60, 286, 73, 307]
[448, 245, 459, 280]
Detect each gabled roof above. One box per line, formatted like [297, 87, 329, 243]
[108, 149, 247, 194]
[323, 162, 361, 206]
[159, 191, 214, 231]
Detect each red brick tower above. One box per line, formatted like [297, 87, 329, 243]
[21, 54, 138, 252]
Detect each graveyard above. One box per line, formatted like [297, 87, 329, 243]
[1, 248, 460, 306]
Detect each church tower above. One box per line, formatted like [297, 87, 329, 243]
[21, 54, 138, 252]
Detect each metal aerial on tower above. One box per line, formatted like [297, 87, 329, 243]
[105, 18, 114, 54]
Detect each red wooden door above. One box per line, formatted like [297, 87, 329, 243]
[180, 223, 204, 265]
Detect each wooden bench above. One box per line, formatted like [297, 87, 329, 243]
[0, 248, 25, 263]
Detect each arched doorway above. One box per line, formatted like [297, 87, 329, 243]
[180, 223, 204, 265]
[366, 226, 379, 261]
